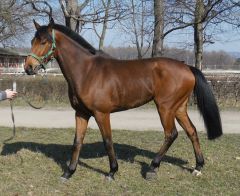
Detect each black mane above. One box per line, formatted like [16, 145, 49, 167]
[53, 24, 97, 55]
[35, 23, 112, 58]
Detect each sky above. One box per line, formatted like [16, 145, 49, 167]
[20, 0, 240, 56]
[203, 31, 240, 53]
[81, 23, 240, 55]
[22, 18, 240, 57]
[167, 28, 240, 53]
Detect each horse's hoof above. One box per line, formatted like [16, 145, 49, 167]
[61, 168, 75, 180]
[192, 169, 202, 176]
[60, 176, 70, 183]
[105, 175, 114, 181]
[61, 171, 72, 181]
[145, 170, 157, 180]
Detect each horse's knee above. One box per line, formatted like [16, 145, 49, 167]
[165, 128, 178, 142]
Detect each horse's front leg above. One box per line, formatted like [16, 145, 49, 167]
[61, 111, 89, 180]
[94, 112, 118, 180]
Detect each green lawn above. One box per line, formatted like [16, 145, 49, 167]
[0, 127, 239, 195]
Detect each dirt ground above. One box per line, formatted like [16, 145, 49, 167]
[0, 107, 239, 133]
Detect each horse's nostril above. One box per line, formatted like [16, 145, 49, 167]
[25, 65, 35, 75]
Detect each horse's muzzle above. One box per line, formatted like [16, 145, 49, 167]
[25, 64, 45, 75]
[25, 65, 37, 75]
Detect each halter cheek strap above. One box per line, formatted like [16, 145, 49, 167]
[28, 29, 56, 69]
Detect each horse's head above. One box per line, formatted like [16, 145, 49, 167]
[25, 19, 56, 75]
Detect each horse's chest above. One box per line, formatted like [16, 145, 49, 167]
[69, 93, 92, 115]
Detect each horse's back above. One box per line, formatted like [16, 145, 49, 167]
[98, 57, 195, 95]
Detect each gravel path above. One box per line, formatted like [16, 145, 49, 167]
[0, 107, 239, 133]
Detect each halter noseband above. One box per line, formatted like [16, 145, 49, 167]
[28, 29, 56, 70]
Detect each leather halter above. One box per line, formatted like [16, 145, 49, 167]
[28, 29, 56, 70]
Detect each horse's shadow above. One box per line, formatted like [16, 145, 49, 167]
[1, 141, 190, 178]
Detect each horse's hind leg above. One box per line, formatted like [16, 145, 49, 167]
[147, 105, 178, 178]
[94, 112, 118, 180]
[175, 99, 204, 175]
[61, 112, 89, 180]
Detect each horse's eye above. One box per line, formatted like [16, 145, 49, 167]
[40, 41, 47, 45]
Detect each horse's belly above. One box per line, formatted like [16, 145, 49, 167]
[84, 72, 154, 113]
[112, 83, 153, 111]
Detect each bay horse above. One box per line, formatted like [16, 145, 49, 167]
[24, 19, 222, 180]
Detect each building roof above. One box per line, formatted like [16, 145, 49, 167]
[0, 48, 29, 57]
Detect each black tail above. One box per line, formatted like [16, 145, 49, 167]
[189, 66, 222, 140]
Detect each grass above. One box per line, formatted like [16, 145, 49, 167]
[0, 127, 239, 195]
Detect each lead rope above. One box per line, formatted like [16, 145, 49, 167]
[3, 100, 16, 143]
[3, 74, 48, 142]
[21, 87, 47, 109]
[10, 100, 15, 137]
[2, 99, 23, 166]
[11, 80, 16, 137]
[3, 80, 16, 143]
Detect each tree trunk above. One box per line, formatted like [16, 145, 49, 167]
[131, 0, 142, 59]
[65, 16, 80, 33]
[194, 0, 204, 70]
[152, 0, 164, 57]
[65, 0, 80, 32]
[98, 0, 111, 50]
[98, 27, 106, 50]
[59, 0, 89, 32]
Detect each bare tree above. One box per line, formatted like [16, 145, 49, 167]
[92, 0, 112, 50]
[59, 0, 124, 33]
[173, 0, 240, 69]
[152, 0, 164, 57]
[120, 0, 153, 59]
[193, 0, 240, 69]
[91, 0, 124, 50]
[25, 0, 91, 32]
[151, 0, 196, 58]
[26, 0, 124, 51]
[25, 0, 53, 19]
[151, 0, 240, 69]
[59, 0, 90, 33]
[0, 0, 35, 47]
[194, 0, 204, 69]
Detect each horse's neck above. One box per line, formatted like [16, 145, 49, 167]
[55, 31, 94, 84]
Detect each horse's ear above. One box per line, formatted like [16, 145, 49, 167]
[48, 17, 55, 29]
[33, 19, 41, 30]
